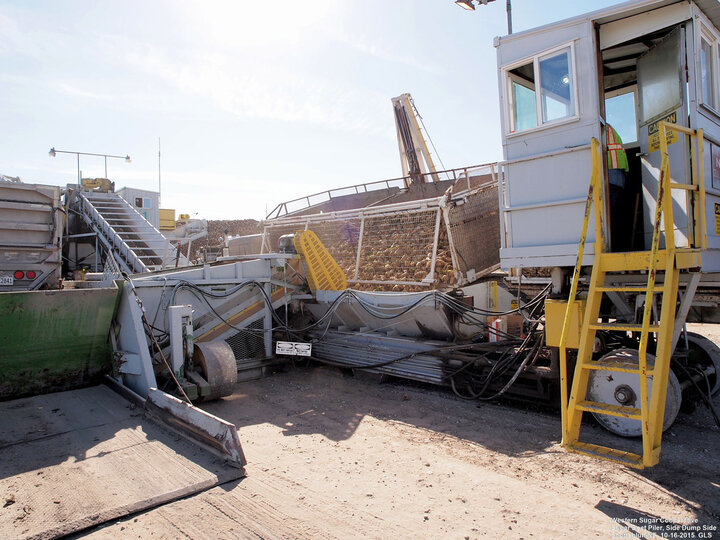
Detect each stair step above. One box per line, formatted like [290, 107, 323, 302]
[575, 400, 642, 419]
[566, 442, 644, 468]
[588, 323, 660, 332]
[581, 360, 653, 375]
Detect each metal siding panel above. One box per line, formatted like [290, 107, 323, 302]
[496, 17, 603, 269]
[509, 202, 596, 248]
[506, 146, 593, 207]
[504, 146, 596, 246]
[599, 3, 692, 49]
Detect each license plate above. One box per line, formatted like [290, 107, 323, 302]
[0, 275, 13, 286]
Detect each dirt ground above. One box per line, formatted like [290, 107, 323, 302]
[82, 325, 720, 539]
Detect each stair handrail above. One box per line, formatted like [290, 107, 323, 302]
[103, 194, 189, 266]
[558, 137, 604, 444]
[633, 123, 676, 460]
[559, 123, 704, 467]
[83, 191, 193, 269]
[77, 192, 148, 273]
[634, 120, 700, 463]
[657, 121, 706, 250]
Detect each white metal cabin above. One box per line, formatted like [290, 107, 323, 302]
[496, 0, 720, 273]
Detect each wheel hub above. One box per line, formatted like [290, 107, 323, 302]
[613, 384, 635, 405]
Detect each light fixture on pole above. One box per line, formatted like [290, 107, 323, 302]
[455, 0, 512, 35]
[48, 147, 131, 184]
[455, 0, 476, 10]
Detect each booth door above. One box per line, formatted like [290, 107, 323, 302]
[637, 25, 693, 250]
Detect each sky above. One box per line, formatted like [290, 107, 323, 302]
[0, 0, 626, 220]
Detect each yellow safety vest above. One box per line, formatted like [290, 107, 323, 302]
[607, 125, 629, 172]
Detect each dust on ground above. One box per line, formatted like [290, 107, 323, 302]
[82, 325, 720, 539]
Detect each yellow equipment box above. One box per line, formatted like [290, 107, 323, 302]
[545, 298, 585, 349]
[159, 208, 176, 231]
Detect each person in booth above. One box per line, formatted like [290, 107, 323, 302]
[607, 124, 630, 252]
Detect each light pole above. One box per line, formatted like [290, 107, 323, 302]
[48, 147, 131, 183]
[455, 0, 512, 35]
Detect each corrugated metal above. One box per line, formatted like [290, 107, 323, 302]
[310, 331, 449, 385]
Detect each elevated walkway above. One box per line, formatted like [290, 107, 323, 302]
[77, 191, 190, 274]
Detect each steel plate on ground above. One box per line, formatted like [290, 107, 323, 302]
[0, 385, 243, 539]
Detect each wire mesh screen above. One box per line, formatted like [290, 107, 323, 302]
[306, 219, 360, 279]
[261, 180, 500, 290]
[446, 182, 500, 279]
[225, 318, 265, 362]
[357, 209, 443, 285]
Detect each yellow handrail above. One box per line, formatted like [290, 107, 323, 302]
[558, 137, 603, 444]
[560, 122, 705, 468]
[657, 121, 706, 250]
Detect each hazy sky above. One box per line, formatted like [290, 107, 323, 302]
[1, 0, 624, 219]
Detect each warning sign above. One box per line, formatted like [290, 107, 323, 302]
[715, 203, 720, 236]
[648, 112, 678, 152]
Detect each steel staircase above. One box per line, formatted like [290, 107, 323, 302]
[77, 190, 190, 274]
[559, 123, 706, 468]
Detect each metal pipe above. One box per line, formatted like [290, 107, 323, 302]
[679, 365, 716, 391]
[506, 0, 512, 34]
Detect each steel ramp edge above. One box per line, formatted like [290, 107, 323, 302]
[105, 376, 246, 469]
[144, 387, 247, 470]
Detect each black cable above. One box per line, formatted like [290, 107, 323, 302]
[448, 321, 543, 401]
[674, 362, 720, 427]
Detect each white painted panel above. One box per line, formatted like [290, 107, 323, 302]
[505, 146, 594, 207]
[508, 202, 596, 249]
[599, 3, 692, 49]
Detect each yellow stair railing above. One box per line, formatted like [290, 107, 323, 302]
[559, 122, 705, 468]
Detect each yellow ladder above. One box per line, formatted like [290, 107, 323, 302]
[559, 123, 705, 468]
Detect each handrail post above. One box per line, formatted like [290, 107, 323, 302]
[559, 137, 602, 446]
[697, 129, 707, 250]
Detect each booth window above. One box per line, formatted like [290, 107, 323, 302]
[135, 197, 151, 209]
[505, 45, 576, 134]
[700, 36, 716, 110]
[696, 20, 720, 114]
[509, 63, 538, 131]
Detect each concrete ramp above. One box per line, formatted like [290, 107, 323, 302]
[0, 385, 244, 540]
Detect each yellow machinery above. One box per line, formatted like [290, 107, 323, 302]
[159, 208, 176, 231]
[392, 93, 440, 185]
[558, 124, 706, 468]
[80, 177, 114, 193]
[293, 229, 347, 292]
